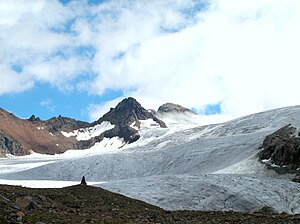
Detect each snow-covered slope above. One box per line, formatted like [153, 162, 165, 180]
[61, 121, 115, 141]
[98, 174, 300, 213]
[2, 105, 300, 213]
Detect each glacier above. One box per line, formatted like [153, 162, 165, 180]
[2, 106, 300, 213]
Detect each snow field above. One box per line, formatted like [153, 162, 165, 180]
[2, 106, 300, 213]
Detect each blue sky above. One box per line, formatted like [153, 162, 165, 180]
[0, 83, 123, 120]
[1, 0, 300, 122]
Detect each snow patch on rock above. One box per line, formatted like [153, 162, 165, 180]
[61, 122, 115, 141]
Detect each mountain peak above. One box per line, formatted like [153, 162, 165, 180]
[112, 97, 145, 118]
[98, 97, 166, 127]
[73, 97, 167, 150]
[28, 115, 41, 123]
[158, 103, 195, 114]
[87, 97, 167, 145]
[118, 97, 140, 106]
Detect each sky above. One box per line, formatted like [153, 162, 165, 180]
[1, 0, 300, 123]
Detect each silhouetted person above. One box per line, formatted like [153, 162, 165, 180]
[80, 176, 87, 185]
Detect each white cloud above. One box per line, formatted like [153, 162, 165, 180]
[0, 65, 33, 95]
[1, 0, 300, 123]
[25, 56, 90, 91]
[87, 0, 300, 120]
[0, 0, 79, 93]
[0, 0, 73, 52]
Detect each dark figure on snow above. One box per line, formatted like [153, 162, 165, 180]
[80, 176, 87, 185]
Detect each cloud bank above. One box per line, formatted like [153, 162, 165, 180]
[1, 0, 300, 121]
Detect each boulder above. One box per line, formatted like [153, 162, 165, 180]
[15, 196, 41, 210]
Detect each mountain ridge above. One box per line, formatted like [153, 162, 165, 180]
[0, 108, 79, 155]
[28, 114, 90, 133]
[0, 98, 169, 156]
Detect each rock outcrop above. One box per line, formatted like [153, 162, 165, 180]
[0, 130, 25, 156]
[158, 103, 195, 114]
[28, 115, 90, 133]
[98, 97, 166, 127]
[259, 125, 300, 170]
[80, 97, 167, 147]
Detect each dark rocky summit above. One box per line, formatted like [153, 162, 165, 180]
[98, 97, 167, 141]
[158, 102, 195, 114]
[28, 115, 41, 123]
[98, 97, 166, 127]
[75, 97, 167, 149]
[259, 125, 300, 170]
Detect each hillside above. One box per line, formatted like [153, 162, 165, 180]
[0, 108, 82, 155]
[1, 184, 300, 224]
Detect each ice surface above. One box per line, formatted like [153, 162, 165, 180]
[61, 121, 114, 141]
[2, 105, 300, 213]
[98, 174, 300, 213]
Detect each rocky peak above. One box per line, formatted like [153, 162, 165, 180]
[28, 115, 41, 123]
[96, 97, 166, 128]
[158, 103, 194, 114]
[79, 97, 167, 146]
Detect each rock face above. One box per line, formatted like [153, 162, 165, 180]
[0, 108, 89, 156]
[79, 97, 167, 147]
[259, 125, 300, 169]
[28, 115, 90, 133]
[0, 130, 25, 156]
[75, 97, 167, 149]
[98, 97, 166, 127]
[158, 103, 194, 114]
